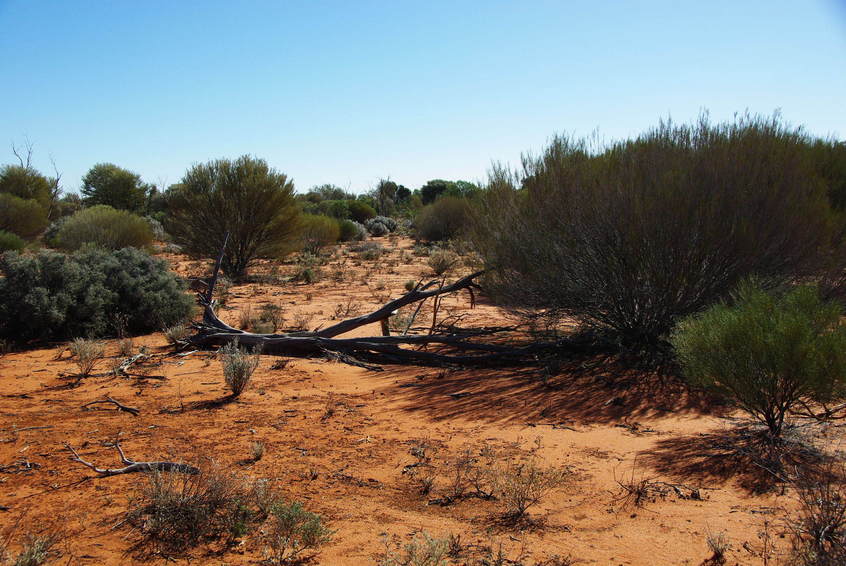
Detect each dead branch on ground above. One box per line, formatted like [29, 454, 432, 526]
[65, 442, 199, 476]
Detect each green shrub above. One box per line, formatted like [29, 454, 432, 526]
[474, 114, 841, 346]
[0, 247, 193, 343]
[166, 156, 300, 280]
[55, 205, 153, 251]
[672, 282, 846, 438]
[263, 501, 333, 563]
[414, 196, 471, 242]
[427, 249, 459, 276]
[348, 200, 377, 223]
[300, 214, 340, 254]
[80, 162, 150, 212]
[338, 219, 366, 242]
[0, 230, 25, 252]
[0, 193, 48, 239]
[220, 341, 260, 398]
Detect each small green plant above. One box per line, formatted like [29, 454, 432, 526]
[69, 338, 105, 377]
[164, 323, 190, 345]
[219, 341, 261, 398]
[705, 529, 729, 565]
[238, 305, 257, 331]
[263, 501, 333, 564]
[258, 303, 285, 332]
[0, 230, 25, 252]
[404, 280, 417, 292]
[427, 249, 458, 276]
[6, 532, 60, 566]
[117, 337, 134, 357]
[379, 531, 449, 566]
[672, 282, 846, 439]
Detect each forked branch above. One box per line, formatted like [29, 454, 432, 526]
[65, 442, 199, 476]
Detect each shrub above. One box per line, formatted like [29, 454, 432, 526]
[300, 214, 340, 254]
[69, 338, 105, 377]
[220, 341, 260, 398]
[0, 247, 193, 343]
[55, 205, 153, 251]
[257, 303, 285, 332]
[3, 532, 60, 566]
[80, 162, 150, 212]
[491, 459, 569, 519]
[414, 196, 471, 242]
[0, 164, 55, 211]
[348, 200, 377, 223]
[427, 249, 459, 276]
[788, 463, 846, 565]
[166, 156, 300, 280]
[672, 282, 846, 438]
[126, 467, 268, 556]
[0, 230, 25, 252]
[338, 219, 367, 242]
[0, 193, 48, 239]
[354, 242, 384, 261]
[379, 531, 449, 566]
[366, 219, 389, 236]
[164, 323, 190, 345]
[473, 114, 842, 346]
[263, 501, 333, 563]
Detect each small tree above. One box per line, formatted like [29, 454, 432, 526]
[672, 282, 846, 439]
[81, 163, 150, 212]
[166, 156, 300, 280]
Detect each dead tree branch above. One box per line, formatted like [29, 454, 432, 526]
[65, 442, 198, 476]
[82, 397, 140, 416]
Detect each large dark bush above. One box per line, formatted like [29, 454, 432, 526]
[166, 156, 300, 280]
[299, 214, 340, 253]
[414, 196, 471, 241]
[672, 282, 846, 438]
[55, 205, 153, 251]
[0, 164, 55, 211]
[348, 200, 376, 223]
[0, 247, 193, 342]
[473, 114, 842, 345]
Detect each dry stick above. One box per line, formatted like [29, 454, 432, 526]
[65, 442, 199, 476]
[81, 397, 140, 416]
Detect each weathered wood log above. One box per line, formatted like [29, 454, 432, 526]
[66, 442, 199, 476]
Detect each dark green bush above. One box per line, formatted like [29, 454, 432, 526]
[0, 193, 48, 239]
[474, 114, 842, 346]
[81, 162, 151, 212]
[338, 219, 366, 241]
[166, 156, 300, 280]
[0, 230, 25, 252]
[672, 282, 846, 438]
[0, 247, 193, 342]
[55, 205, 153, 251]
[414, 196, 471, 241]
[348, 200, 376, 223]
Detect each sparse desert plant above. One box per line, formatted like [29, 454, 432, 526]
[117, 337, 134, 356]
[787, 463, 846, 566]
[0, 230, 25, 253]
[365, 218, 390, 236]
[352, 241, 384, 260]
[404, 280, 417, 292]
[250, 441, 265, 462]
[258, 303, 285, 332]
[164, 323, 190, 345]
[4, 532, 60, 566]
[0, 247, 193, 343]
[379, 531, 449, 566]
[705, 529, 730, 565]
[69, 338, 105, 377]
[54, 205, 154, 251]
[427, 249, 459, 276]
[263, 501, 333, 564]
[294, 266, 321, 284]
[491, 459, 570, 519]
[238, 305, 256, 331]
[166, 155, 300, 280]
[126, 466, 269, 556]
[219, 341, 261, 398]
[672, 282, 846, 439]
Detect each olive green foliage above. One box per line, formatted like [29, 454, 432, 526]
[348, 200, 377, 223]
[0, 230, 25, 252]
[0, 247, 193, 342]
[807, 139, 846, 211]
[414, 196, 472, 242]
[338, 219, 366, 241]
[263, 501, 333, 563]
[474, 114, 842, 345]
[672, 282, 846, 438]
[0, 164, 55, 210]
[0, 193, 48, 239]
[55, 205, 153, 251]
[166, 156, 300, 280]
[300, 214, 341, 253]
[419, 179, 479, 205]
[81, 162, 150, 212]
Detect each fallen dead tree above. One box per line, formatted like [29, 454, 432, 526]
[66, 442, 199, 476]
[186, 242, 602, 368]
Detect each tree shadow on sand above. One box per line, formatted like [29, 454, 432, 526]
[639, 422, 829, 494]
[380, 354, 721, 426]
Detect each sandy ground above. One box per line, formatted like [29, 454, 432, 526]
[0, 237, 838, 565]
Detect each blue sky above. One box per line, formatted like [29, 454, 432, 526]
[1, 1, 845, 194]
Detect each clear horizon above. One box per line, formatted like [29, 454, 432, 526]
[1, 0, 845, 195]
